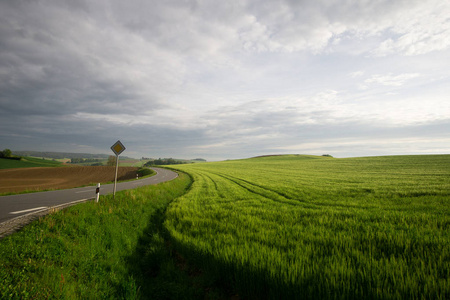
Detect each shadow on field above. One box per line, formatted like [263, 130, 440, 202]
[125, 208, 205, 299]
[154, 239, 385, 300]
[125, 215, 383, 300]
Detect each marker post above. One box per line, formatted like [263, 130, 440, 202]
[96, 183, 100, 202]
[110, 140, 126, 200]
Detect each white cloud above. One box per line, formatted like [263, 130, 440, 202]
[364, 73, 420, 86]
[372, 1, 450, 56]
[350, 71, 365, 78]
[274, 136, 450, 157]
[84, 0, 450, 59]
[222, 0, 450, 56]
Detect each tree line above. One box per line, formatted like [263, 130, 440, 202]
[0, 149, 12, 158]
[12, 151, 132, 160]
[70, 158, 103, 164]
[144, 158, 188, 166]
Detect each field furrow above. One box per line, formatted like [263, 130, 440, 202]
[210, 171, 300, 205]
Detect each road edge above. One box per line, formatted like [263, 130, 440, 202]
[0, 168, 178, 240]
[0, 198, 94, 240]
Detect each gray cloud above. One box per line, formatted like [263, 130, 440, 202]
[0, 0, 180, 117]
[1, 0, 449, 160]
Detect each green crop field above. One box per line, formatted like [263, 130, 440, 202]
[0, 157, 62, 169]
[166, 155, 450, 299]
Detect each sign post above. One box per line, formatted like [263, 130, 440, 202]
[110, 140, 126, 199]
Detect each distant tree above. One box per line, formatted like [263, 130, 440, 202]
[107, 155, 117, 166]
[144, 157, 187, 166]
[70, 158, 85, 164]
[1, 149, 12, 158]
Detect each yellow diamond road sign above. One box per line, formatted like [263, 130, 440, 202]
[111, 140, 126, 156]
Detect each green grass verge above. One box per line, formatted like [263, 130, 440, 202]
[0, 157, 62, 169]
[0, 172, 212, 299]
[165, 155, 450, 299]
[137, 167, 155, 177]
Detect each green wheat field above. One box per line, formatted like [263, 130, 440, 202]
[166, 155, 450, 299]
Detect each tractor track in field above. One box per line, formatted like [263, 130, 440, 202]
[207, 171, 304, 207]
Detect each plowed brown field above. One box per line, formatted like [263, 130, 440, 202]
[0, 166, 139, 193]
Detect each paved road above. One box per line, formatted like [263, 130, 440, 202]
[0, 167, 178, 224]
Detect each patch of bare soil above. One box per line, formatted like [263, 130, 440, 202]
[0, 166, 139, 193]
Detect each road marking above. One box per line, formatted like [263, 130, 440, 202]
[10, 207, 48, 215]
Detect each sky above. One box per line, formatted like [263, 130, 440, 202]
[1, 0, 449, 161]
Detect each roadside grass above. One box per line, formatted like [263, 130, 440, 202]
[0, 172, 201, 299]
[0, 157, 62, 169]
[165, 154, 450, 299]
[120, 160, 147, 167]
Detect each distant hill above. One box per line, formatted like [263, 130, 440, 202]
[0, 157, 62, 169]
[12, 151, 132, 160]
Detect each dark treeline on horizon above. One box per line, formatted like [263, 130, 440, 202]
[144, 158, 188, 166]
[12, 151, 131, 160]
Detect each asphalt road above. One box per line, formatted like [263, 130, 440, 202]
[0, 167, 178, 224]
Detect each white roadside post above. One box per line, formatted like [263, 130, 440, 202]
[96, 183, 100, 202]
[110, 140, 126, 199]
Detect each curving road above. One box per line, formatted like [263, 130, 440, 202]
[0, 167, 178, 224]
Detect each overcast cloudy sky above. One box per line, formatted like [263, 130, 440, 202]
[1, 0, 449, 160]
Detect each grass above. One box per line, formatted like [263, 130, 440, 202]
[2, 154, 449, 299]
[165, 154, 450, 299]
[121, 160, 150, 167]
[0, 172, 205, 299]
[0, 157, 63, 169]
